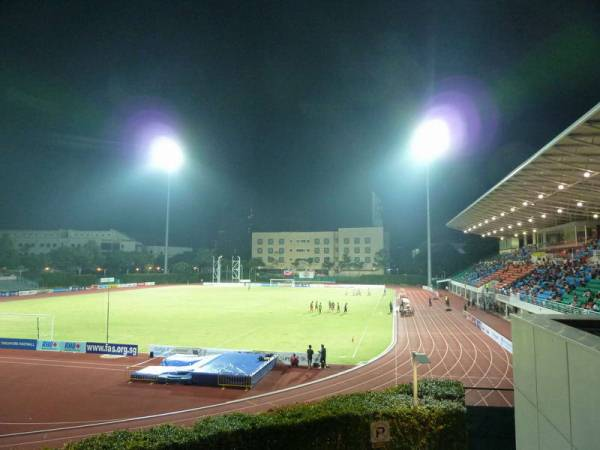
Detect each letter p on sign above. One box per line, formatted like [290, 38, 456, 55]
[370, 420, 391, 447]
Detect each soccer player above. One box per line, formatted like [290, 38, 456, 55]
[318, 302, 322, 314]
[337, 302, 340, 313]
[310, 301, 314, 313]
[344, 302, 348, 313]
[306, 345, 314, 369]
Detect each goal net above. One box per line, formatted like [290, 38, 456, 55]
[0, 313, 55, 340]
[270, 279, 295, 287]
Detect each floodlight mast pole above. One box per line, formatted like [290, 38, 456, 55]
[164, 174, 171, 275]
[426, 165, 432, 288]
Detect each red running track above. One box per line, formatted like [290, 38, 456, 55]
[0, 287, 513, 449]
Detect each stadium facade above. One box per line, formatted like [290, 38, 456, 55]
[251, 226, 387, 274]
[1, 229, 142, 254]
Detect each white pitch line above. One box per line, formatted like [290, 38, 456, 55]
[352, 292, 385, 358]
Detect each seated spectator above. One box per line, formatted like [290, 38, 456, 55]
[290, 353, 299, 368]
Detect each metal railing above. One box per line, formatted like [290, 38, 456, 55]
[518, 293, 600, 316]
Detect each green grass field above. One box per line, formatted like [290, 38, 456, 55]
[0, 285, 393, 364]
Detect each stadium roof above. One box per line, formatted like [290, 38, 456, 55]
[447, 102, 600, 239]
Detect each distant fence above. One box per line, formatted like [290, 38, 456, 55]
[0, 282, 156, 298]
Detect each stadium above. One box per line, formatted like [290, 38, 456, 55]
[2, 103, 600, 449]
[2, 3, 600, 450]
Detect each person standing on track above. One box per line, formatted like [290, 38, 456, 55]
[320, 344, 327, 369]
[307, 345, 314, 369]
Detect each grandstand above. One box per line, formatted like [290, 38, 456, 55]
[446, 102, 600, 450]
[0, 276, 38, 293]
[447, 102, 600, 317]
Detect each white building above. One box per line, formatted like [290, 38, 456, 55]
[1, 229, 143, 254]
[251, 227, 387, 274]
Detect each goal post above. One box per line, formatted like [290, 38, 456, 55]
[0, 313, 55, 340]
[269, 279, 295, 287]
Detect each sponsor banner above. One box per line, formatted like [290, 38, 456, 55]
[144, 282, 156, 286]
[18, 290, 39, 296]
[36, 340, 86, 353]
[465, 312, 512, 353]
[298, 270, 315, 279]
[283, 270, 293, 277]
[0, 291, 18, 297]
[100, 277, 115, 283]
[0, 337, 37, 350]
[275, 351, 310, 367]
[86, 342, 138, 356]
[149, 344, 250, 357]
[118, 283, 137, 288]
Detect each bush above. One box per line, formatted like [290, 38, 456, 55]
[65, 380, 466, 450]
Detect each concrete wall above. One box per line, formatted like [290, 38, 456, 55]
[512, 314, 600, 450]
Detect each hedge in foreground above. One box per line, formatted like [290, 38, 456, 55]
[65, 379, 466, 450]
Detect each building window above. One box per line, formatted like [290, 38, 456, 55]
[314, 238, 320, 245]
[268, 239, 274, 245]
[324, 238, 330, 244]
[268, 248, 274, 254]
[364, 237, 371, 244]
[315, 257, 320, 263]
[324, 256, 331, 263]
[365, 247, 371, 254]
[279, 238, 284, 244]
[344, 238, 349, 244]
[365, 257, 371, 263]
[315, 248, 320, 254]
[354, 237, 360, 244]
[344, 247, 349, 254]
[324, 247, 330, 254]
[279, 247, 284, 254]
[53, 243, 57, 247]
[257, 239, 263, 245]
[268, 256, 275, 262]
[257, 248, 263, 254]
[278, 257, 284, 262]
[354, 247, 360, 254]
[354, 257, 361, 262]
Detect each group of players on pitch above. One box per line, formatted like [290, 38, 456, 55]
[309, 300, 348, 314]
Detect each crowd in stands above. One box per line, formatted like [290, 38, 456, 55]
[454, 247, 532, 287]
[454, 240, 600, 313]
[499, 241, 600, 311]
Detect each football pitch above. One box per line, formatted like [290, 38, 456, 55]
[0, 285, 394, 364]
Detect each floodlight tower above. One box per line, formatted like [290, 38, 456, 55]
[150, 136, 184, 275]
[409, 119, 450, 288]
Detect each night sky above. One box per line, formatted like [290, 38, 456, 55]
[1, 0, 600, 255]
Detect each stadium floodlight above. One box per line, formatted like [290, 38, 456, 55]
[150, 137, 184, 173]
[409, 118, 451, 288]
[594, 213, 599, 219]
[577, 201, 583, 207]
[149, 136, 185, 275]
[409, 119, 450, 164]
[558, 183, 565, 190]
[584, 171, 591, 178]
